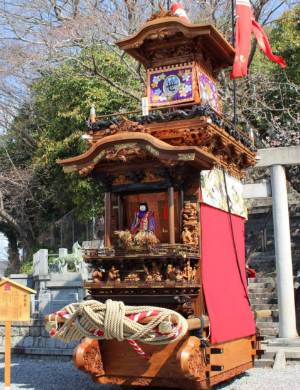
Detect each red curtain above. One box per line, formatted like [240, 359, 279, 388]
[201, 203, 255, 344]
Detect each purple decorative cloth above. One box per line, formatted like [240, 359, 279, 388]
[197, 69, 220, 112]
[149, 67, 193, 105]
[131, 212, 155, 233]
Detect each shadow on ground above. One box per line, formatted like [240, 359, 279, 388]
[0, 357, 119, 390]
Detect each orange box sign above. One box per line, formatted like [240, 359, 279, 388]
[0, 277, 36, 322]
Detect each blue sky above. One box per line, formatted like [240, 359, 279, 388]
[0, 233, 8, 261]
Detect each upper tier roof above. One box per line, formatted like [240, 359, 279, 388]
[115, 18, 235, 72]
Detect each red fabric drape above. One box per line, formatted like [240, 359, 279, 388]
[251, 20, 286, 68]
[201, 204, 255, 344]
[231, 0, 286, 79]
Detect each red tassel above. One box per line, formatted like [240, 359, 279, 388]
[170, 3, 190, 23]
[251, 20, 286, 68]
[230, 0, 286, 79]
[163, 204, 168, 220]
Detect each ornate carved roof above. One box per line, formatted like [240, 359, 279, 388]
[83, 104, 257, 178]
[58, 132, 218, 177]
[88, 104, 256, 152]
[114, 18, 235, 71]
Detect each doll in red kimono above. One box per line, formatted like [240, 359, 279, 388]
[131, 202, 155, 235]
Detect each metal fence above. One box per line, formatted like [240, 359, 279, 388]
[37, 210, 104, 250]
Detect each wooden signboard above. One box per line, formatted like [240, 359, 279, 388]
[0, 277, 36, 390]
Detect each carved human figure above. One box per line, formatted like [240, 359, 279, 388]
[175, 265, 184, 282]
[165, 264, 176, 281]
[131, 202, 155, 235]
[144, 261, 162, 282]
[192, 267, 197, 281]
[183, 265, 193, 281]
[92, 269, 103, 283]
[125, 271, 140, 282]
[182, 226, 194, 244]
[108, 266, 120, 283]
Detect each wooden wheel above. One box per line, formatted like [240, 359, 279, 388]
[120, 387, 182, 390]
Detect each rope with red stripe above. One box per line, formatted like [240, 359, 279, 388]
[48, 300, 188, 360]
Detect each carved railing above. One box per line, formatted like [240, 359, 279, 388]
[84, 279, 200, 290]
[83, 243, 200, 260]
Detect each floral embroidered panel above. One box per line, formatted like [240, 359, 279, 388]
[147, 65, 195, 106]
[197, 68, 220, 112]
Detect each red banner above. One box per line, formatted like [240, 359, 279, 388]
[201, 204, 255, 344]
[231, 0, 286, 79]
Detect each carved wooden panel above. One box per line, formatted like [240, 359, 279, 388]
[84, 118, 256, 178]
[73, 338, 105, 377]
[73, 336, 255, 390]
[182, 203, 198, 246]
[110, 209, 118, 245]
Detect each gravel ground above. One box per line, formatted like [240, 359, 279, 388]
[0, 358, 299, 390]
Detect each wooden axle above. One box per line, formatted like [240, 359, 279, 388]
[45, 309, 272, 330]
[45, 313, 209, 329]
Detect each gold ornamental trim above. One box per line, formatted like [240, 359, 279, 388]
[63, 165, 77, 173]
[115, 143, 137, 151]
[146, 145, 159, 156]
[93, 150, 106, 163]
[178, 153, 195, 161]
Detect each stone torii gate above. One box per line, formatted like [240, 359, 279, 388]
[243, 145, 300, 340]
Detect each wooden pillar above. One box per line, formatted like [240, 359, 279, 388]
[5, 321, 11, 389]
[196, 188, 204, 316]
[105, 192, 111, 247]
[168, 187, 175, 244]
[118, 195, 124, 231]
[179, 188, 184, 243]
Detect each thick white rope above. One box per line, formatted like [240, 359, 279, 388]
[51, 299, 188, 345]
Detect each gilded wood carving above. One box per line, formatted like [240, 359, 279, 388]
[104, 119, 150, 137]
[79, 165, 94, 176]
[182, 203, 198, 246]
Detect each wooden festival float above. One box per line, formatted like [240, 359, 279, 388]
[45, 11, 269, 390]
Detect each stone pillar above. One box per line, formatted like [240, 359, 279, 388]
[270, 164, 298, 338]
[59, 248, 68, 274]
[33, 252, 39, 277]
[30, 294, 36, 317]
[39, 249, 48, 276]
[78, 249, 88, 274]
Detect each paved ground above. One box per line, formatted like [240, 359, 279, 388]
[0, 358, 300, 390]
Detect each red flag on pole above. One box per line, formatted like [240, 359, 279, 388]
[231, 0, 286, 79]
[170, 3, 190, 23]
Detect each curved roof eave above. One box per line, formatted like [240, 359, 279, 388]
[58, 132, 218, 172]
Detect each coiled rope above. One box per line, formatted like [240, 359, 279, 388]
[50, 300, 188, 359]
